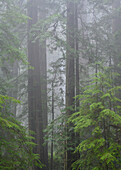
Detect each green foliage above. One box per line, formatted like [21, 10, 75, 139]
[0, 95, 43, 169]
[0, 0, 29, 123]
[48, 152, 63, 170]
[69, 69, 121, 170]
[44, 113, 67, 169]
[0, 0, 28, 67]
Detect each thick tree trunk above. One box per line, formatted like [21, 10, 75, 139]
[40, 43, 48, 169]
[66, 0, 75, 169]
[28, 0, 47, 169]
[38, 1, 48, 168]
[74, 2, 80, 162]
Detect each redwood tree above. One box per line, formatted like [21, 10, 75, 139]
[66, 0, 75, 169]
[28, 0, 48, 169]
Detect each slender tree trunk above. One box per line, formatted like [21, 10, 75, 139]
[50, 81, 54, 170]
[75, 2, 79, 110]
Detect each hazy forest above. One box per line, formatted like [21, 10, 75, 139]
[1, 0, 121, 169]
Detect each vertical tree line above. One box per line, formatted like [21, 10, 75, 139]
[28, 0, 48, 169]
[66, 0, 75, 169]
[65, 1, 80, 169]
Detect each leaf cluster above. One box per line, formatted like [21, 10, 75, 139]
[0, 95, 42, 169]
[69, 70, 121, 170]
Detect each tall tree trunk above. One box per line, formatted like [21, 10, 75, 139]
[74, 2, 80, 162]
[38, 1, 48, 168]
[66, 0, 75, 169]
[40, 42, 48, 169]
[28, 0, 46, 169]
[75, 1, 79, 110]
[112, 0, 121, 99]
[50, 81, 54, 170]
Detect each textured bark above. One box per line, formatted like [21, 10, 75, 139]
[28, 0, 47, 169]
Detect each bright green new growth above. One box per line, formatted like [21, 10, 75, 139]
[0, 95, 42, 169]
[69, 68, 121, 170]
